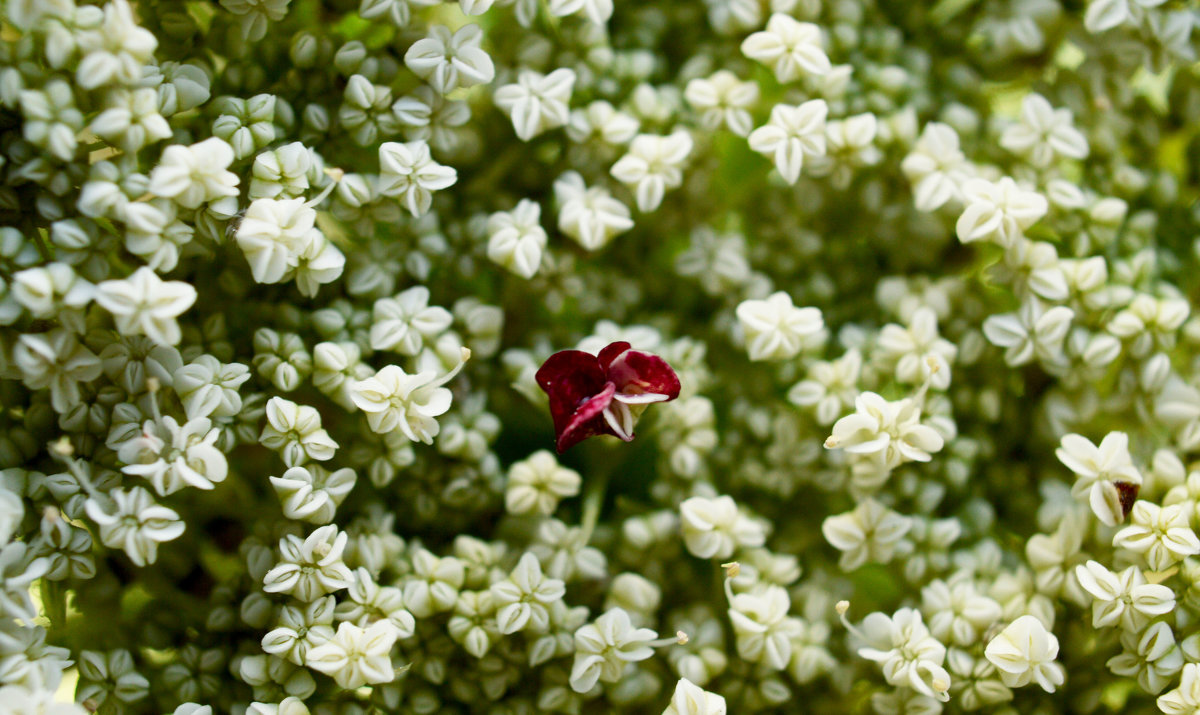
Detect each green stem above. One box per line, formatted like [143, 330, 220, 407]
[578, 460, 613, 545]
[42, 578, 66, 627]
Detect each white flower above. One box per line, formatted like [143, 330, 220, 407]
[1074, 560, 1175, 630]
[0, 487, 22, 546]
[0, 685, 88, 715]
[12, 262, 94, 324]
[490, 552, 567, 634]
[1000, 93, 1088, 167]
[956, 177, 1048, 247]
[148, 138, 240, 209]
[567, 100, 640, 146]
[270, 465, 356, 524]
[984, 615, 1065, 692]
[401, 547, 465, 617]
[611, 130, 694, 213]
[505, 450, 581, 516]
[404, 24, 494, 94]
[684, 70, 759, 137]
[235, 198, 322, 285]
[376, 140, 457, 217]
[983, 299, 1073, 368]
[825, 392, 945, 469]
[348, 349, 469, 441]
[680, 495, 766, 560]
[728, 584, 798, 670]
[220, 0, 289, 41]
[74, 0, 157, 89]
[262, 525, 355, 601]
[876, 307, 957, 390]
[920, 579, 1002, 647]
[494, 69, 576, 142]
[13, 330, 102, 413]
[118, 416, 228, 496]
[1085, 0, 1165, 33]
[663, 678, 727, 715]
[95, 267, 196, 347]
[736, 291, 824, 361]
[788, 348, 862, 426]
[1114, 501, 1200, 571]
[1159, 662, 1200, 715]
[172, 356, 249, 420]
[1056, 432, 1142, 526]
[260, 396, 339, 467]
[741, 13, 830, 83]
[547, 0, 612, 24]
[901, 122, 970, 212]
[370, 286, 452, 355]
[822, 498, 912, 570]
[305, 620, 398, 689]
[554, 171, 635, 250]
[1108, 621, 1183, 694]
[488, 199, 548, 279]
[90, 87, 171, 152]
[747, 100, 828, 184]
[570, 608, 659, 692]
[857, 608, 951, 701]
[85, 487, 185, 567]
[261, 596, 336, 666]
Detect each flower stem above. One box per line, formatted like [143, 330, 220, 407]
[579, 458, 613, 545]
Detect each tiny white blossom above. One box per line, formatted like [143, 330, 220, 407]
[570, 608, 659, 693]
[404, 24, 494, 94]
[663, 678, 727, 715]
[118, 416, 228, 496]
[376, 140, 457, 217]
[488, 199, 548, 279]
[611, 130, 694, 213]
[680, 495, 766, 560]
[547, 0, 612, 24]
[1056, 431, 1142, 527]
[956, 177, 1048, 247]
[822, 498, 912, 570]
[984, 615, 1065, 692]
[1113, 501, 1200, 571]
[901, 122, 970, 212]
[348, 349, 468, 442]
[494, 69, 576, 142]
[505, 450, 581, 516]
[370, 286, 453, 355]
[1074, 560, 1175, 630]
[983, 298, 1074, 368]
[490, 552, 567, 634]
[85, 487, 185, 567]
[1159, 662, 1200, 715]
[95, 267, 196, 346]
[857, 608, 951, 701]
[554, 171, 635, 250]
[825, 392, 945, 469]
[1000, 93, 1089, 167]
[305, 620, 398, 689]
[684, 70, 759, 137]
[260, 396, 339, 467]
[148, 137, 240, 209]
[262, 525, 355, 601]
[747, 100, 828, 184]
[74, 0, 157, 89]
[741, 13, 831, 83]
[270, 466, 356, 524]
[736, 291, 824, 361]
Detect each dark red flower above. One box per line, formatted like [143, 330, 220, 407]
[536, 341, 681, 453]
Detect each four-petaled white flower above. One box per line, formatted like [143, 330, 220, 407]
[370, 286, 453, 355]
[96, 267, 197, 346]
[269, 465, 356, 524]
[570, 608, 659, 693]
[235, 197, 324, 285]
[1074, 560, 1175, 630]
[1114, 501, 1200, 571]
[747, 100, 828, 184]
[825, 391, 945, 469]
[901, 122, 970, 212]
[494, 69, 576, 142]
[728, 584, 799, 670]
[490, 552, 567, 634]
[956, 177, 1048, 247]
[404, 24, 495, 94]
[984, 615, 1066, 692]
[876, 307, 957, 390]
[736, 291, 824, 361]
[376, 140, 457, 217]
[260, 396, 340, 467]
[554, 171, 635, 250]
[1159, 662, 1200, 715]
[117, 415, 228, 496]
[611, 130, 694, 213]
[684, 70, 759, 137]
[1000, 93, 1089, 167]
[983, 298, 1074, 368]
[505, 450, 581, 516]
[305, 620, 398, 689]
[680, 495, 766, 560]
[349, 348, 469, 441]
[148, 137, 240, 209]
[1056, 431, 1142, 527]
[822, 498, 912, 570]
[262, 525, 355, 601]
[488, 199, 548, 279]
[857, 608, 952, 701]
[741, 13, 832, 83]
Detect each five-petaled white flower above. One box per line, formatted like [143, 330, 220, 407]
[1000, 93, 1089, 167]
[1056, 431, 1142, 526]
[685, 70, 759, 137]
[305, 620, 399, 689]
[570, 608, 659, 693]
[554, 171, 635, 250]
[825, 392, 945, 469]
[736, 291, 824, 361]
[85, 486, 185, 567]
[148, 137, 240, 209]
[610, 130, 694, 213]
[349, 348, 469, 441]
[404, 24, 495, 94]
[956, 177, 1048, 248]
[488, 199, 548, 279]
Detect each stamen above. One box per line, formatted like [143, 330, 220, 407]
[305, 171, 342, 208]
[431, 347, 472, 388]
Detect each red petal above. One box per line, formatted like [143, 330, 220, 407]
[536, 350, 611, 451]
[556, 381, 617, 452]
[606, 349, 681, 401]
[597, 341, 632, 371]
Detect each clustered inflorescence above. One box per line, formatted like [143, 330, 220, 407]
[0, 0, 1198, 713]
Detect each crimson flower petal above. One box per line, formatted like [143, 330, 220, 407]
[607, 349, 681, 400]
[556, 381, 617, 453]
